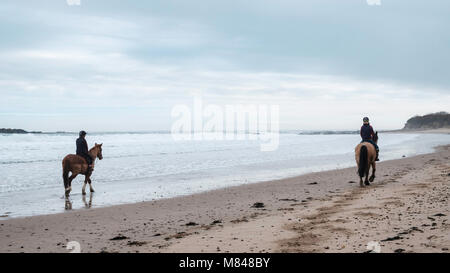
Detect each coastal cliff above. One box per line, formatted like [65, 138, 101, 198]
[403, 112, 450, 130]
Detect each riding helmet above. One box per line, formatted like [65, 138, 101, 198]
[363, 117, 369, 122]
[79, 130, 87, 137]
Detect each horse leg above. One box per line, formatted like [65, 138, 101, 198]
[88, 178, 94, 193]
[63, 171, 69, 190]
[65, 173, 77, 196]
[364, 165, 370, 186]
[82, 176, 87, 195]
[369, 162, 376, 182]
[357, 163, 364, 187]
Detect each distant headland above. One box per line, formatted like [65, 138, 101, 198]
[403, 112, 450, 130]
[0, 128, 42, 134]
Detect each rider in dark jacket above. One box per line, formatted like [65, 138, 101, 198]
[360, 117, 379, 161]
[76, 131, 93, 170]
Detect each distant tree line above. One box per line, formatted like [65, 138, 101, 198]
[403, 112, 450, 130]
[0, 128, 28, 134]
[0, 128, 43, 134]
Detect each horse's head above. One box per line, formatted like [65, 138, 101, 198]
[373, 131, 378, 144]
[94, 143, 103, 160]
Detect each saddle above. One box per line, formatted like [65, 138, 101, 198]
[361, 140, 379, 161]
[361, 140, 375, 148]
[76, 155, 94, 174]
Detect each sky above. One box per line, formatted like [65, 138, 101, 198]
[0, 0, 449, 131]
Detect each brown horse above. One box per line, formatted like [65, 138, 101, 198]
[354, 132, 378, 187]
[62, 143, 103, 197]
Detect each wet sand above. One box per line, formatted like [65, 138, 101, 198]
[1, 146, 449, 253]
[384, 128, 450, 134]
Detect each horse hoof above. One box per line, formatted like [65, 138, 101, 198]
[82, 191, 86, 195]
[365, 181, 370, 186]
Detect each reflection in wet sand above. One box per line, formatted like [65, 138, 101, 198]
[64, 193, 93, 211]
[65, 197, 72, 210]
[83, 193, 93, 208]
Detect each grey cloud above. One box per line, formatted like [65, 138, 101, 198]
[0, 0, 449, 131]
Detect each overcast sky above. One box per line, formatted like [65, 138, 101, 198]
[1, 0, 449, 131]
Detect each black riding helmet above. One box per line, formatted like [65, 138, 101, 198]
[363, 117, 369, 122]
[79, 130, 87, 137]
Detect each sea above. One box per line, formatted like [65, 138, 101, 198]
[1, 131, 449, 218]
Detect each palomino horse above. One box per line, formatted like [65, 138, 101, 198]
[354, 132, 378, 187]
[62, 143, 103, 197]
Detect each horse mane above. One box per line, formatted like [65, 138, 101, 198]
[88, 145, 99, 157]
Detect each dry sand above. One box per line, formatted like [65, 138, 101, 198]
[1, 146, 449, 253]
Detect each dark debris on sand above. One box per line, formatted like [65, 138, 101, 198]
[251, 202, 265, 208]
[127, 241, 147, 246]
[381, 235, 403, 242]
[433, 213, 446, 217]
[110, 235, 129, 241]
[279, 198, 298, 202]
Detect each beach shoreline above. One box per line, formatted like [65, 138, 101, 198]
[1, 144, 449, 253]
[382, 128, 450, 134]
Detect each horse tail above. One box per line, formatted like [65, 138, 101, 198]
[358, 145, 368, 178]
[62, 158, 69, 188]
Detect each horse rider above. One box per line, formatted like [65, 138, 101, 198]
[76, 130, 94, 172]
[360, 117, 379, 161]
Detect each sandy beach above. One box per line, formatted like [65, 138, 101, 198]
[3, 0, 450, 260]
[1, 145, 449, 253]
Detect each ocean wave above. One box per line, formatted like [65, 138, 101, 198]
[0, 159, 60, 165]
